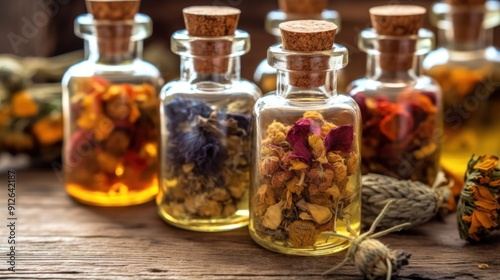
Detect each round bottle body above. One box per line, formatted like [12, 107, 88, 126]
[349, 76, 442, 185]
[424, 47, 500, 183]
[158, 80, 260, 231]
[62, 60, 162, 206]
[249, 92, 362, 256]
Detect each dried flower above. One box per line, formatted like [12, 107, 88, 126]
[458, 155, 500, 242]
[286, 220, 318, 248]
[270, 171, 293, 189]
[11, 91, 38, 117]
[346, 152, 359, 175]
[257, 184, 276, 206]
[308, 134, 328, 163]
[302, 111, 324, 121]
[296, 199, 332, 225]
[332, 162, 347, 184]
[265, 120, 289, 145]
[262, 201, 285, 230]
[260, 156, 281, 176]
[323, 200, 411, 280]
[286, 176, 304, 195]
[324, 124, 354, 152]
[286, 118, 314, 163]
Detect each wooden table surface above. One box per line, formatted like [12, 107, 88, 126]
[0, 169, 499, 280]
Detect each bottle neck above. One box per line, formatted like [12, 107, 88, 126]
[366, 37, 420, 83]
[437, 26, 492, 53]
[366, 53, 419, 83]
[276, 70, 337, 99]
[180, 56, 241, 84]
[85, 36, 142, 65]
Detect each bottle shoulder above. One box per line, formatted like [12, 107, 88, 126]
[63, 59, 160, 80]
[424, 46, 500, 70]
[161, 79, 262, 101]
[348, 76, 440, 97]
[254, 93, 360, 115]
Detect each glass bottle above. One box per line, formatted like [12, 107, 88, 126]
[253, 0, 347, 94]
[62, 1, 162, 206]
[349, 6, 442, 186]
[250, 20, 361, 256]
[157, 7, 261, 232]
[423, 1, 500, 187]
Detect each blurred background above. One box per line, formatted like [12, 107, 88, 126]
[0, 0, 498, 169]
[1, 0, 498, 83]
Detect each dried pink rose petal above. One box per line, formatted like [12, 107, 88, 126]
[286, 118, 314, 164]
[324, 124, 354, 153]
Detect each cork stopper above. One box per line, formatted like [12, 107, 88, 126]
[278, 0, 328, 14]
[86, 0, 141, 55]
[370, 5, 426, 36]
[182, 6, 241, 74]
[183, 6, 240, 36]
[279, 20, 337, 88]
[445, 0, 487, 42]
[369, 5, 426, 72]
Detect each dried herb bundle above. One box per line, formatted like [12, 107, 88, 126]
[457, 155, 500, 242]
[362, 173, 450, 230]
[254, 111, 359, 248]
[323, 200, 411, 280]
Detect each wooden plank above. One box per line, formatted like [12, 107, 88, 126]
[0, 170, 498, 279]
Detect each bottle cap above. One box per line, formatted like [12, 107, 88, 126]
[280, 20, 337, 51]
[445, 0, 486, 42]
[182, 6, 242, 74]
[369, 5, 426, 72]
[183, 6, 240, 36]
[278, 0, 328, 14]
[369, 5, 426, 36]
[278, 20, 337, 88]
[85, 0, 141, 55]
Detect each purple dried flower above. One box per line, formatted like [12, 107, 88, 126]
[324, 124, 354, 152]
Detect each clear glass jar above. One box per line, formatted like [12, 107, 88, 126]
[250, 43, 361, 256]
[62, 14, 162, 206]
[158, 30, 261, 232]
[423, 1, 500, 186]
[253, 9, 347, 93]
[348, 28, 442, 186]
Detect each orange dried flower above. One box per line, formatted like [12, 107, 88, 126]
[379, 109, 414, 142]
[462, 208, 497, 241]
[11, 91, 39, 118]
[474, 155, 499, 172]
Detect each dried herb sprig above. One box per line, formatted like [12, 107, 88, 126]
[362, 173, 451, 230]
[323, 200, 411, 280]
[457, 155, 500, 242]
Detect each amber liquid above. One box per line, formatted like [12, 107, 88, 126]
[249, 197, 360, 256]
[64, 77, 160, 206]
[427, 64, 500, 185]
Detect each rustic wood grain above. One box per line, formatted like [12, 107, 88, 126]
[0, 170, 499, 279]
